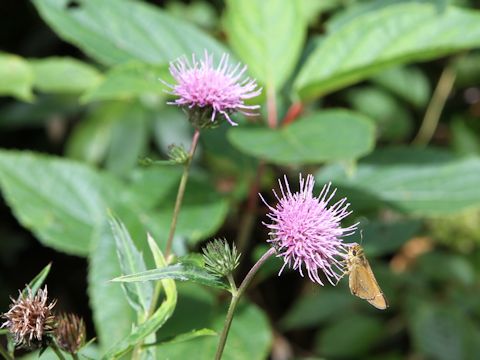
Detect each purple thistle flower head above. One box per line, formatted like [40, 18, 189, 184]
[260, 174, 358, 285]
[162, 50, 262, 128]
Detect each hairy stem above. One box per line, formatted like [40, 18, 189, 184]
[266, 85, 278, 129]
[165, 128, 201, 256]
[214, 247, 276, 360]
[51, 342, 66, 360]
[412, 65, 456, 146]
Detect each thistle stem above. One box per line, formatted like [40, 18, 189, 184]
[51, 342, 66, 360]
[214, 247, 276, 360]
[165, 128, 201, 257]
[0, 343, 13, 360]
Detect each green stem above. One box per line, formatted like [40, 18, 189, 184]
[71, 353, 79, 360]
[0, 343, 13, 360]
[214, 248, 276, 360]
[51, 343, 66, 360]
[412, 65, 456, 146]
[165, 128, 201, 257]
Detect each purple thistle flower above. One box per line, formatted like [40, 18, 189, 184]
[259, 174, 358, 285]
[162, 50, 262, 127]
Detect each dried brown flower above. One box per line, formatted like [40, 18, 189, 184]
[1, 286, 56, 349]
[55, 313, 86, 354]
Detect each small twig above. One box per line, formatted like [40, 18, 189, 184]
[412, 65, 456, 146]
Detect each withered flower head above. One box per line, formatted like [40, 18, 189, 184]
[1, 286, 56, 349]
[55, 313, 86, 354]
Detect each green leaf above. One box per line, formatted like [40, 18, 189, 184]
[30, 57, 101, 94]
[88, 222, 136, 352]
[228, 109, 375, 164]
[280, 288, 356, 330]
[148, 328, 217, 347]
[152, 176, 229, 246]
[371, 66, 431, 109]
[0, 53, 33, 101]
[66, 101, 150, 175]
[224, 0, 306, 90]
[109, 215, 153, 315]
[0, 94, 79, 129]
[112, 263, 229, 291]
[81, 61, 168, 102]
[33, 0, 228, 66]
[0, 150, 124, 255]
[410, 303, 476, 360]
[23, 263, 52, 297]
[127, 167, 182, 210]
[294, 3, 480, 100]
[104, 249, 177, 359]
[317, 147, 480, 215]
[315, 314, 384, 357]
[104, 103, 150, 176]
[451, 117, 480, 156]
[344, 86, 413, 141]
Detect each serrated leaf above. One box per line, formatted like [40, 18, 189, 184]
[33, 0, 228, 66]
[0, 150, 123, 255]
[317, 147, 480, 215]
[294, 3, 480, 100]
[30, 57, 101, 94]
[81, 61, 168, 102]
[22, 263, 52, 297]
[109, 215, 153, 315]
[0, 53, 33, 101]
[104, 250, 177, 359]
[112, 263, 229, 291]
[228, 109, 375, 164]
[89, 222, 136, 352]
[224, 0, 306, 90]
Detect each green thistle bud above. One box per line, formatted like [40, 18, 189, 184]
[202, 238, 240, 277]
[167, 144, 189, 164]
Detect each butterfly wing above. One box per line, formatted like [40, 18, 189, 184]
[349, 256, 388, 310]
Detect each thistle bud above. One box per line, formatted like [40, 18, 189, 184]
[55, 313, 86, 355]
[167, 144, 189, 164]
[1, 286, 56, 349]
[202, 238, 241, 277]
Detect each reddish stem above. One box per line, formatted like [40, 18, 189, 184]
[281, 101, 304, 127]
